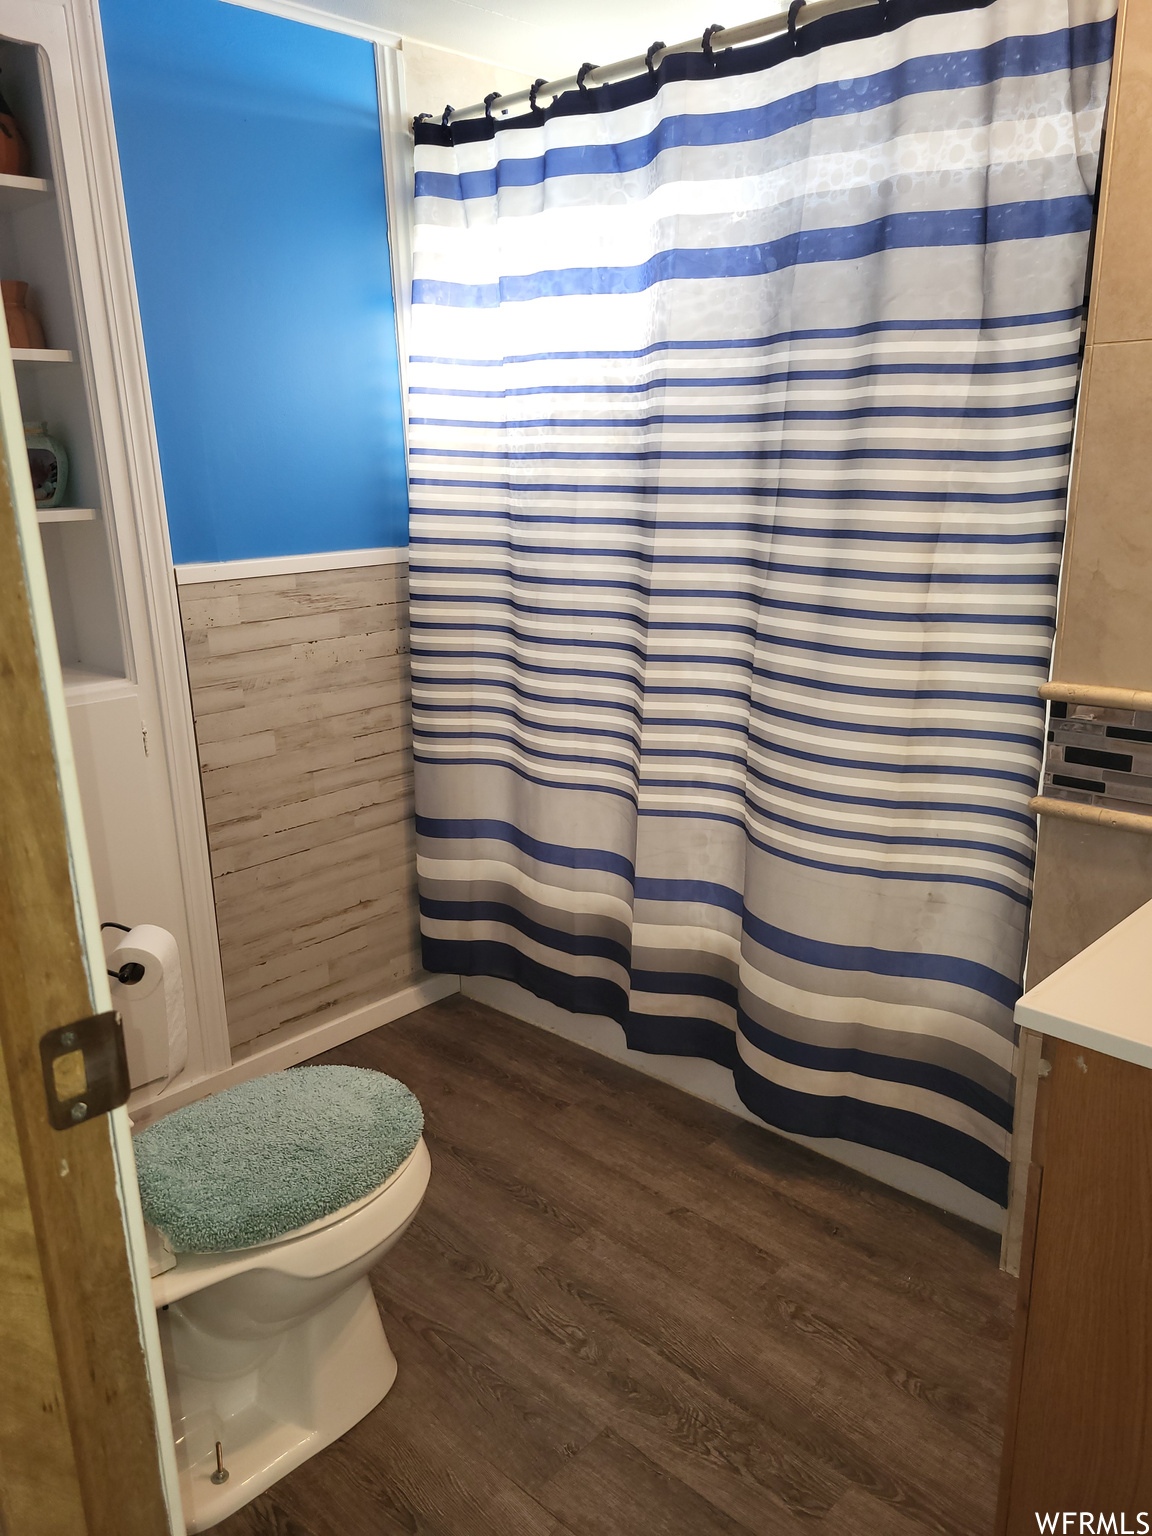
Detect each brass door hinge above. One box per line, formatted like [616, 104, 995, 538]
[39, 1010, 130, 1130]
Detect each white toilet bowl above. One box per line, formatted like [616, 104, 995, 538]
[153, 1137, 430, 1532]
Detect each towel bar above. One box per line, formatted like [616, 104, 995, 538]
[1029, 796, 1152, 835]
[1040, 681, 1152, 713]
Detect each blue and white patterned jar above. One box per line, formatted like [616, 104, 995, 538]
[23, 421, 69, 508]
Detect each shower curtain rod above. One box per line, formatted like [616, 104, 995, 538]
[436, 0, 877, 126]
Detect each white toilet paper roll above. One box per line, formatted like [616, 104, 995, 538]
[109, 924, 188, 1088]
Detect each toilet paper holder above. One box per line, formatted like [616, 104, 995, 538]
[102, 920, 146, 986]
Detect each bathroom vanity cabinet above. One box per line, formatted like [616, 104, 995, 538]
[0, 0, 228, 1083]
[996, 900, 1152, 1531]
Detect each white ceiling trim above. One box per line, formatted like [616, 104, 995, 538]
[221, 0, 402, 49]
[222, 0, 776, 84]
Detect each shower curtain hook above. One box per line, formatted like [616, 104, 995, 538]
[787, 0, 807, 51]
[440, 103, 454, 128]
[529, 77, 548, 114]
[483, 91, 502, 120]
[645, 40, 666, 75]
[576, 62, 598, 93]
[412, 111, 433, 131]
[701, 23, 726, 62]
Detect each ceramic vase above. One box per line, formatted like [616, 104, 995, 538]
[3, 281, 46, 350]
[0, 89, 30, 177]
[24, 422, 68, 508]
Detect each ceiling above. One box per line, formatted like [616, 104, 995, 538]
[261, 0, 775, 79]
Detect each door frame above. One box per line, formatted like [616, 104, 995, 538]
[0, 319, 181, 1530]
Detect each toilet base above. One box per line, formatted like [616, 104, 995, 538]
[162, 1275, 397, 1533]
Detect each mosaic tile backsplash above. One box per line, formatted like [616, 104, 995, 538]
[1042, 701, 1152, 817]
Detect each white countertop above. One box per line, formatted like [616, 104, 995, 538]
[1015, 896, 1152, 1070]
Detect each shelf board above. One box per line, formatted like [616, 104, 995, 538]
[37, 506, 100, 524]
[61, 665, 134, 704]
[0, 172, 52, 209]
[11, 347, 75, 364]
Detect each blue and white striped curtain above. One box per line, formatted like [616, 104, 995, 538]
[407, 0, 1114, 1208]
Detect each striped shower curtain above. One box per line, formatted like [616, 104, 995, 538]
[407, 0, 1114, 1208]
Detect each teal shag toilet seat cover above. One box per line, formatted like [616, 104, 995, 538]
[134, 1065, 423, 1253]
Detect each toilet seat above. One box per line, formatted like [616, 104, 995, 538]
[152, 1138, 430, 1308]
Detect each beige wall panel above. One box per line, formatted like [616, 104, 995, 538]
[1051, 340, 1152, 688]
[1087, 0, 1152, 345]
[1026, 814, 1152, 988]
[401, 37, 531, 122]
[180, 562, 424, 1051]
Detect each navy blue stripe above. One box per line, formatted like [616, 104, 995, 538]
[415, 23, 1111, 201]
[411, 442, 1069, 465]
[650, 765, 1039, 830]
[414, 533, 1063, 557]
[411, 357, 1079, 390]
[411, 399, 1073, 423]
[410, 369, 1075, 398]
[414, 559, 1054, 590]
[412, 622, 1053, 663]
[410, 400, 1073, 424]
[414, 827, 1022, 1006]
[659, 808, 1031, 905]
[408, 306, 1083, 366]
[416, 691, 1044, 783]
[416, 815, 637, 879]
[737, 1008, 1012, 1129]
[409, 585, 1055, 632]
[416, 935, 1009, 1203]
[412, 477, 1068, 506]
[422, 897, 633, 965]
[629, 877, 1020, 1004]
[411, 515, 1065, 544]
[414, 762, 1031, 901]
[414, 199, 1091, 308]
[413, 700, 1045, 781]
[732, 1061, 1008, 1204]
[414, 733, 1033, 865]
[411, 519, 1064, 546]
[413, 653, 1050, 744]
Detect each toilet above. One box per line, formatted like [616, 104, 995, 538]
[134, 1066, 429, 1533]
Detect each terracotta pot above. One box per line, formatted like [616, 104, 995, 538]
[3, 281, 46, 350]
[0, 90, 30, 177]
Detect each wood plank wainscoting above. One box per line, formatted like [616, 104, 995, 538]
[178, 559, 426, 1050]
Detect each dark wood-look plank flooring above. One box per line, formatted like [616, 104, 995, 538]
[216, 996, 1015, 1536]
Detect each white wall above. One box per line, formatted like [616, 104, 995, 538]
[400, 37, 531, 121]
[230, 0, 774, 85]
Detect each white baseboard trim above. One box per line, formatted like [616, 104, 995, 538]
[175, 545, 409, 586]
[463, 975, 1006, 1236]
[129, 973, 460, 1126]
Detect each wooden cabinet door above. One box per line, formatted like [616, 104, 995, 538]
[0, 308, 175, 1529]
[1000, 1039, 1152, 1531]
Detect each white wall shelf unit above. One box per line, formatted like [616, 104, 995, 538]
[0, 0, 231, 1100]
[0, 169, 51, 206]
[36, 503, 98, 521]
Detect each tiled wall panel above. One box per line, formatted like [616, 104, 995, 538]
[179, 561, 423, 1049]
[1027, 0, 1152, 989]
[1051, 341, 1152, 688]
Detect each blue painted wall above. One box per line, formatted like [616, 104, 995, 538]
[100, 0, 408, 564]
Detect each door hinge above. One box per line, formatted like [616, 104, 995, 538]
[39, 1010, 130, 1130]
